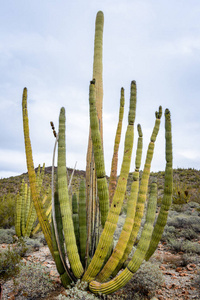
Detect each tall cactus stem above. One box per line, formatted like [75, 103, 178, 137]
[83, 81, 136, 282]
[145, 108, 173, 260]
[57, 107, 84, 279]
[22, 87, 53, 256]
[112, 108, 162, 276]
[88, 80, 109, 227]
[79, 180, 87, 268]
[51, 132, 75, 283]
[109, 87, 125, 204]
[86, 11, 104, 260]
[96, 124, 143, 282]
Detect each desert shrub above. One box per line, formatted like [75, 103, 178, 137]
[181, 253, 200, 266]
[161, 225, 176, 242]
[129, 261, 165, 298]
[0, 245, 22, 280]
[57, 280, 99, 300]
[0, 227, 15, 244]
[32, 231, 48, 245]
[24, 237, 43, 252]
[15, 261, 55, 298]
[177, 228, 199, 240]
[167, 214, 200, 232]
[167, 238, 182, 252]
[0, 193, 15, 228]
[181, 240, 200, 254]
[168, 238, 200, 254]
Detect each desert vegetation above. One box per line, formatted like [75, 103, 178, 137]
[0, 167, 200, 299]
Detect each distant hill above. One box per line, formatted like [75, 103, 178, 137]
[0, 167, 199, 204]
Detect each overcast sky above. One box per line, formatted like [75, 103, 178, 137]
[1, 0, 200, 178]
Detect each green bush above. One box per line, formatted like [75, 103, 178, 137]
[15, 261, 55, 298]
[182, 253, 200, 266]
[167, 214, 200, 232]
[32, 232, 47, 245]
[0, 194, 15, 228]
[57, 280, 99, 300]
[24, 237, 43, 251]
[0, 228, 15, 244]
[129, 261, 165, 299]
[0, 245, 22, 280]
[168, 238, 200, 254]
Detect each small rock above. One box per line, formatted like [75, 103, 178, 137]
[176, 267, 182, 272]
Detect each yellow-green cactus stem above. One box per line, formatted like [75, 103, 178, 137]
[15, 189, 22, 237]
[145, 109, 173, 261]
[31, 195, 52, 235]
[25, 193, 36, 237]
[135, 124, 143, 171]
[86, 11, 104, 260]
[51, 133, 74, 285]
[57, 107, 84, 279]
[79, 181, 87, 268]
[88, 80, 109, 227]
[83, 81, 136, 283]
[22, 87, 53, 256]
[72, 193, 80, 253]
[109, 87, 125, 204]
[25, 183, 31, 224]
[51, 183, 72, 287]
[96, 124, 143, 283]
[89, 182, 157, 294]
[21, 180, 27, 236]
[112, 108, 162, 276]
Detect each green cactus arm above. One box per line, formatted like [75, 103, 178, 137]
[78, 181, 87, 268]
[86, 11, 104, 260]
[24, 187, 36, 236]
[127, 182, 157, 272]
[25, 183, 31, 224]
[88, 80, 109, 227]
[109, 87, 125, 204]
[30, 195, 52, 235]
[72, 193, 80, 253]
[22, 87, 53, 255]
[112, 108, 162, 276]
[51, 190, 72, 287]
[15, 191, 22, 237]
[96, 124, 143, 283]
[51, 133, 75, 284]
[83, 80, 136, 283]
[89, 181, 157, 295]
[135, 124, 143, 171]
[21, 181, 27, 236]
[93, 11, 104, 127]
[57, 107, 84, 279]
[145, 109, 173, 261]
[26, 164, 46, 236]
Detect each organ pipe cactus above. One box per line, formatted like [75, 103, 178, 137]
[22, 11, 173, 296]
[15, 164, 51, 237]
